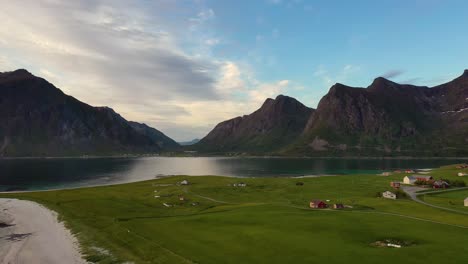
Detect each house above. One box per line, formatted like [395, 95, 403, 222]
[333, 203, 344, 209]
[382, 191, 397, 200]
[456, 164, 468, 169]
[458, 172, 467, 177]
[390, 182, 401, 189]
[432, 180, 449, 189]
[310, 200, 327, 208]
[405, 169, 415, 174]
[178, 195, 185, 201]
[403, 175, 433, 185]
[465, 198, 468, 207]
[233, 182, 247, 187]
[180, 180, 189, 185]
[382, 172, 391, 176]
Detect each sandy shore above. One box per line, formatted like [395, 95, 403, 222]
[0, 199, 85, 264]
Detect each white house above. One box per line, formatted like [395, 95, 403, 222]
[465, 197, 468, 207]
[458, 172, 467, 177]
[403, 175, 433, 184]
[180, 180, 189, 185]
[382, 191, 397, 200]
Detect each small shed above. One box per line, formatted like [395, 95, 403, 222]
[382, 191, 397, 200]
[333, 203, 344, 209]
[180, 180, 189, 185]
[465, 198, 468, 207]
[310, 200, 327, 208]
[390, 182, 401, 189]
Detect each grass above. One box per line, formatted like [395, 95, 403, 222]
[1, 165, 468, 263]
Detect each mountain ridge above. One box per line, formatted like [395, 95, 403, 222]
[0, 69, 179, 156]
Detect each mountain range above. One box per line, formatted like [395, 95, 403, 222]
[195, 70, 468, 156]
[2, 68, 467, 157]
[0, 69, 178, 156]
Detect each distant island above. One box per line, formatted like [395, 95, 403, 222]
[1, 69, 467, 157]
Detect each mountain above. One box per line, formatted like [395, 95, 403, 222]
[178, 138, 200, 146]
[195, 95, 313, 153]
[197, 70, 468, 156]
[290, 71, 468, 156]
[0, 69, 179, 156]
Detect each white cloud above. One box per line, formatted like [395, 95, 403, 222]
[0, 0, 304, 141]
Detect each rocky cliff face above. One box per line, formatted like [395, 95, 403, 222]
[0, 69, 178, 156]
[196, 95, 313, 152]
[198, 70, 468, 156]
[295, 71, 468, 156]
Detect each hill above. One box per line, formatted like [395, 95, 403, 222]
[195, 95, 313, 153]
[0, 69, 178, 156]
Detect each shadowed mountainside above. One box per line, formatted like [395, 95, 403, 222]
[0, 69, 178, 156]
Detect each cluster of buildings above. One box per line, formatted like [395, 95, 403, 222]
[309, 200, 344, 209]
[403, 175, 450, 189]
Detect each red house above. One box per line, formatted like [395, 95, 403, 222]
[390, 182, 401, 189]
[310, 200, 327, 209]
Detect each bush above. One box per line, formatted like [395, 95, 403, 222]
[451, 180, 466, 187]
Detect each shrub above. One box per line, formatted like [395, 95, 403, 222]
[451, 180, 466, 187]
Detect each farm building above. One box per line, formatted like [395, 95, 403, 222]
[333, 204, 344, 209]
[403, 175, 433, 185]
[456, 164, 468, 169]
[382, 191, 397, 200]
[233, 182, 247, 187]
[465, 198, 468, 207]
[180, 180, 189, 185]
[310, 200, 327, 208]
[458, 172, 467, 177]
[405, 169, 415, 174]
[390, 182, 401, 189]
[179, 195, 185, 201]
[432, 180, 449, 189]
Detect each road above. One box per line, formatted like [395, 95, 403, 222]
[401, 186, 468, 215]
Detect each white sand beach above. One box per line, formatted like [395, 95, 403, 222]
[0, 199, 85, 264]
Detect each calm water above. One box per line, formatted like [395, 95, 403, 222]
[0, 157, 465, 191]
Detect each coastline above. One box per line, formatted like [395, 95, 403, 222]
[0, 198, 85, 264]
[1, 155, 468, 160]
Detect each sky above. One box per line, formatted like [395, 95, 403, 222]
[1, 0, 468, 141]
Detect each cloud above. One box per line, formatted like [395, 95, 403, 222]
[381, 69, 405, 79]
[0, 0, 304, 141]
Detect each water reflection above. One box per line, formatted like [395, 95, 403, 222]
[0, 157, 465, 191]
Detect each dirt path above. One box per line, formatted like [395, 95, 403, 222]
[401, 186, 468, 215]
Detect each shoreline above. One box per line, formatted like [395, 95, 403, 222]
[1, 155, 468, 160]
[0, 198, 85, 264]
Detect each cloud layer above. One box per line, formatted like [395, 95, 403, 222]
[0, 0, 301, 141]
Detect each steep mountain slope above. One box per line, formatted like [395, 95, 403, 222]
[0, 69, 178, 156]
[196, 95, 313, 152]
[291, 71, 468, 156]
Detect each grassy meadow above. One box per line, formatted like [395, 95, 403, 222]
[1, 164, 468, 263]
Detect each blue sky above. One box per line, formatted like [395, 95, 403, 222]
[1, 0, 467, 140]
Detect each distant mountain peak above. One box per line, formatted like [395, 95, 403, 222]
[370, 76, 395, 87]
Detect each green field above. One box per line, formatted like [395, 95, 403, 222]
[1, 165, 468, 263]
